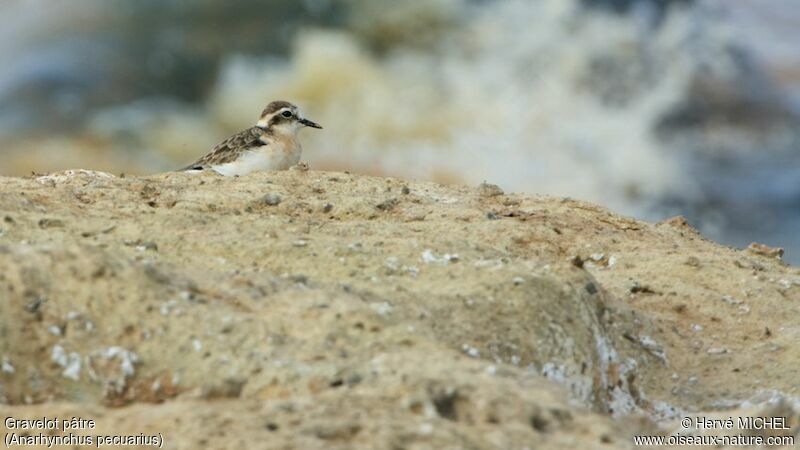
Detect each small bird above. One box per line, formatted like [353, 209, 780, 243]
[182, 100, 322, 176]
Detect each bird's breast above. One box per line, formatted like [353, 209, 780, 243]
[262, 134, 302, 168]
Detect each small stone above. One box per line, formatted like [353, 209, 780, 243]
[721, 295, 741, 306]
[38, 218, 64, 229]
[125, 239, 157, 251]
[201, 377, 246, 399]
[135, 241, 158, 252]
[462, 344, 480, 358]
[322, 203, 333, 213]
[401, 186, 411, 195]
[707, 347, 728, 355]
[478, 182, 504, 197]
[376, 198, 398, 211]
[1, 357, 14, 374]
[630, 282, 655, 294]
[346, 374, 363, 385]
[421, 250, 458, 265]
[661, 215, 691, 228]
[385, 256, 400, 272]
[289, 274, 308, 284]
[370, 302, 393, 316]
[291, 162, 309, 172]
[684, 256, 700, 267]
[747, 242, 783, 259]
[262, 193, 282, 206]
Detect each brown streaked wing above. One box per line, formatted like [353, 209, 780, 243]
[185, 127, 267, 169]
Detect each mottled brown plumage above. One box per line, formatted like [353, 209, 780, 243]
[182, 127, 269, 170]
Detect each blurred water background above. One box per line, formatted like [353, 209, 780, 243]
[0, 0, 798, 262]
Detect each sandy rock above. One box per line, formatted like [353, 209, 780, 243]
[0, 170, 798, 448]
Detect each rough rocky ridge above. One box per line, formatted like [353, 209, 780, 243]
[0, 169, 798, 449]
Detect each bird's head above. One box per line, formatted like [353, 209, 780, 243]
[256, 100, 322, 135]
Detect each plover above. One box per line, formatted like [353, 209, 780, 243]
[181, 100, 322, 176]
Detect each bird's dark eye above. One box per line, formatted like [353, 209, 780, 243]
[281, 111, 293, 118]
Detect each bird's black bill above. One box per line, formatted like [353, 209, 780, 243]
[299, 118, 323, 129]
